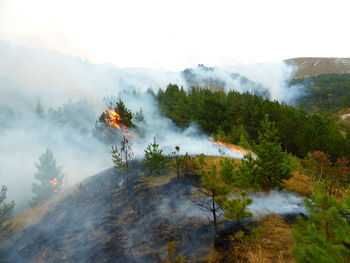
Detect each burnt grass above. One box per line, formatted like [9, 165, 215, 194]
[0, 164, 219, 263]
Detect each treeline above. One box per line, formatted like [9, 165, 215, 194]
[156, 84, 350, 160]
[292, 73, 350, 113]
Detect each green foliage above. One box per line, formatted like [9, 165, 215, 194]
[180, 153, 199, 177]
[253, 115, 293, 188]
[111, 146, 123, 169]
[155, 241, 187, 263]
[0, 186, 15, 239]
[133, 108, 144, 123]
[115, 99, 134, 128]
[156, 84, 350, 160]
[157, 84, 191, 127]
[219, 158, 236, 185]
[143, 137, 169, 176]
[221, 191, 253, 224]
[30, 149, 64, 207]
[112, 137, 134, 181]
[200, 165, 230, 232]
[197, 153, 206, 168]
[292, 73, 350, 113]
[94, 99, 135, 143]
[293, 187, 350, 263]
[237, 115, 292, 189]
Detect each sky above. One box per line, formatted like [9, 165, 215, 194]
[0, 0, 349, 70]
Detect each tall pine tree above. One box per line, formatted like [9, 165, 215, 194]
[30, 149, 64, 207]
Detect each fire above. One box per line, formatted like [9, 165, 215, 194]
[49, 178, 58, 185]
[49, 178, 63, 193]
[209, 139, 249, 156]
[107, 109, 133, 137]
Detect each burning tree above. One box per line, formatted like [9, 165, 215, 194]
[143, 137, 169, 176]
[0, 185, 15, 239]
[94, 99, 134, 143]
[30, 149, 64, 207]
[111, 136, 134, 183]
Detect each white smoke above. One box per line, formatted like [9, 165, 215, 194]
[0, 42, 299, 212]
[248, 190, 307, 218]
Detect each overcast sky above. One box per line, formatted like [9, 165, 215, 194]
[0, 0, 349, 70]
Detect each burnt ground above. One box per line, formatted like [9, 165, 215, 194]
[0, 166, 217, 263]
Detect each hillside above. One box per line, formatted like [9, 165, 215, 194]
[285, 57, 350, 78]
[0, 158, 309, 263]
[0, 167, 214, 263]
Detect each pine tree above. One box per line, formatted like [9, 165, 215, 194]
[112, 136, 134, 182]
[143, 137, 169, 176]
[0, 186, 15, 239]
[195, 165, 230, 233]
[30, 149, 64, 207]
[293, 186, 350, 263]
[237, 115, 292, 189]
[221, 191, 252, 225]
[116, 99, 134, 128]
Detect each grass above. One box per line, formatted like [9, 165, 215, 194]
[284, 172, 312, 196]
[215, 214, 296, 263]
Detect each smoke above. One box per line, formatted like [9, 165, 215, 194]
[247, 190, 307, 218]
[0, 42, 301, 213]
[184, 62, 302, 103]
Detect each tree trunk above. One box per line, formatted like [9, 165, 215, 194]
[212, 193, 217, 233]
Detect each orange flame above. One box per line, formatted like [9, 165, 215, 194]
[209, 139, 249, 156]
[49, 178, 58, 185]
[49, 178, 63, 193]
[107, 109, 133, 137]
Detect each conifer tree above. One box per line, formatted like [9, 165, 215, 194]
[0, 186, 15, 239]
[195, 165, 230, 233]
[143, 137, 169, 176]
[293, 186, 350, 263]
[30, 149, 64, 207]
[221, 191, 252, 225]
[112, 136, 134, 182]
[237, 115, 292, 189]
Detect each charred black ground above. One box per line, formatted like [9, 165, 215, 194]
[0, 165, 217, 263]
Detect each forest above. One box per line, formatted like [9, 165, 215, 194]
[156, 83, 350, 160]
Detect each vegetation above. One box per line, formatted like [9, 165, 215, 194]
[156, 84, 350, 160]
[143, 137, 169, 176]
[111, 136, 134, 182]
[303, 151, 350, 197]
[0, 186, 15, 239]
[155, 241, 187, 263]
[237, 115, 293, 189]
[30, 149, 64, 208]
[293, 186, 350, 263]
[293, 73, 350, 113]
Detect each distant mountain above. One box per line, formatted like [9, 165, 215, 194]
[285, 57, 350, 78]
